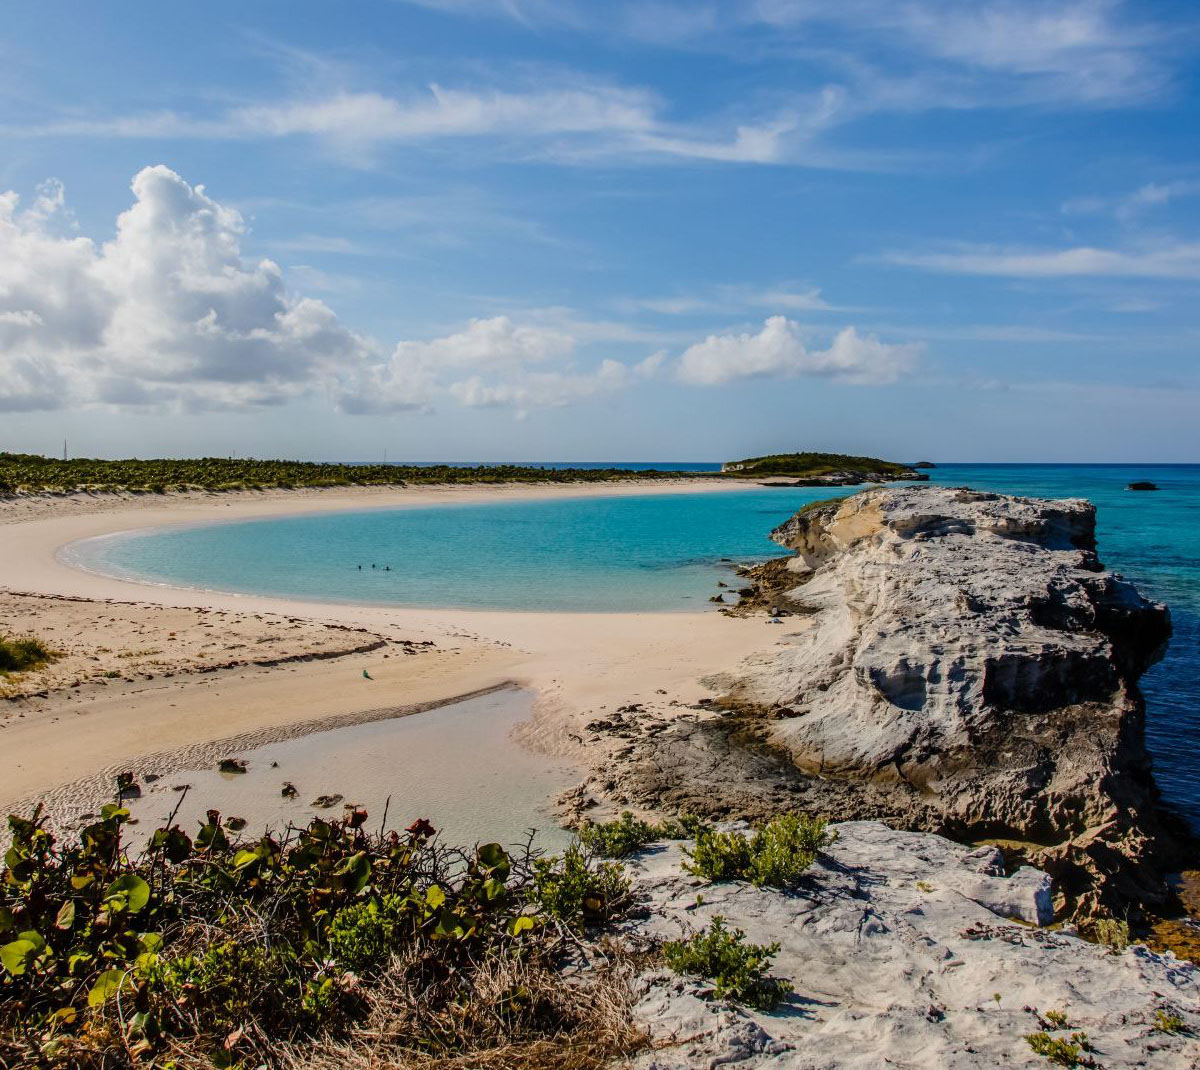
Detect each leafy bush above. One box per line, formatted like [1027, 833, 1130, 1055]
[1154, 1008, 1186, 1033]
[0, 635, 57, 673]
[578, 811, 672, 858]
[684, 813, 833, 889]
[1092, 916, 1130, 952]
[1025, 1031, 1092, 1066]
[0, 801, 635, 1069]
[530, 843, 631, 925]
[663, 916, 792, 1011]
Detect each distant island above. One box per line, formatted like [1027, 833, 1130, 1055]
[0, 453, 711, 495]
[720, 452, 926, 485]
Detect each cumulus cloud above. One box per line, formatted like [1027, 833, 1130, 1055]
[0, 168, 919, 420]
[0, 166, 376, 412]
[676, 316, 919, 386]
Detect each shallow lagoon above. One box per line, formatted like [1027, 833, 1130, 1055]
[70, 465, 1200, 831]
[122, 688, 577, 852]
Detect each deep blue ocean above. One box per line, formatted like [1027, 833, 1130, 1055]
[67, 463, 1200, 830]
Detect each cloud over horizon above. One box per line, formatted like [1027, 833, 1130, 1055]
[0, 168, 910, 419]
[676, 317, 921, 386]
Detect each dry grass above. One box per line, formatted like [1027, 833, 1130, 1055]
[283, 944, 648, 1070]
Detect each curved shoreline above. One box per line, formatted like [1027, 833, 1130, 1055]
[0, 479, 775, 816]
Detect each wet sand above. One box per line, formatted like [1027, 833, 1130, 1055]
[0, 481, 776, 827]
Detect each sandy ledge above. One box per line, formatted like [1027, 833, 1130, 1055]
[0, 479, 774, 819]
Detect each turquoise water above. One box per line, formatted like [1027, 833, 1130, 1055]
[67, 486, 846, 612]
[67, 465, 1200, 829]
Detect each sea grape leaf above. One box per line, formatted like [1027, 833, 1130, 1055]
[104, 874, 151, 914]
[1, 939, 38, 976]
[56, 900, 76, 930]
[88, 969, 130, 1007]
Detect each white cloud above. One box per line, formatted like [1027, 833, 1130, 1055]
[751, 0, 1166, 105]
[14, 83, 801, 167]
[393, 315, 575, 370]
[676, 316, 919, 385]
[881, 241, 1200, 279]
[333, 316, 663, 414]
[1062, 179, 1200, 221]
[625, 283, 835, 317]
[0, 166, 377, 413]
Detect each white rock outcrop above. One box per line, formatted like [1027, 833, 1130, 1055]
[628, 822, 1200, 1069]
[710, 486, 1176, 918]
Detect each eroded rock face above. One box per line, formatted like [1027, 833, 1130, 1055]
[710, 487, 1177, 918]
[628, 823, 1200, 1069]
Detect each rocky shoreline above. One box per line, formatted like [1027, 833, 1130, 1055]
[624, 822, 1200, 1068]
[567, 486, 1192, 925]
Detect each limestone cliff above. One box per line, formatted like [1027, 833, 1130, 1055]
[714, 486, 1178, 917]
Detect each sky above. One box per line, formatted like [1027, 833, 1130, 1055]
[0, 0, 1198, 462]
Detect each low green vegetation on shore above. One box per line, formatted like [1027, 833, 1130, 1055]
[664, 917, 792, 1011]
[0, 802, 644, 1070]
[720, 451, 917, 479]
[0, 453, 702, 495]
[0, 635, 57, 674]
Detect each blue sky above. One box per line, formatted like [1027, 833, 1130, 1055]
[1, 0, 1197, 461]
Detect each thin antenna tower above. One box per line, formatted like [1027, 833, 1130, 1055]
[63, 439, 68, 461]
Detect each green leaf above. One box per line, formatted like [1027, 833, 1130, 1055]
[103, 873, 151, 914]
[337, 851, 371, 894]
[17, 930, 45, 951]
[233, 848, 261, 870]
[425, 884, 446, 909]
[88, 968, 129, 1007]
[477, 842, 511, 879]
[1, 939, 37, 976]
[56, 900, 76, 930]
[139, 932, 163, 954]
[508, 915, 535, 936]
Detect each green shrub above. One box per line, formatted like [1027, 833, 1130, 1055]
[664, 916, 792, 1011]
[0, 800, 624, 1069]
[1043, 1009, 1069, 1028]
[578, 811, 669, 858]
[683, 813, 833, 889]
[1092, 916, 1130, 951]
[327, 894, 415, 974]
[1154, 1008, 1186, 1033]
[530, 843, 631, 925]
[0, 635, 57, 673]
[1025, 1031, 1089, 1066]
[685, 827, 757, 882]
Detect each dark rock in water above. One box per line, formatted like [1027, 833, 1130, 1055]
[1127, 481, 1159, 491]
[281, 781, 298, 798]
[218, 757, 248, 775]
[913, 461, 936, 468]
[225, 815, 247, 831]
[311, 793, 343, 808]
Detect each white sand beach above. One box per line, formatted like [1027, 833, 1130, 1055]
[0, 480, 773, 821]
